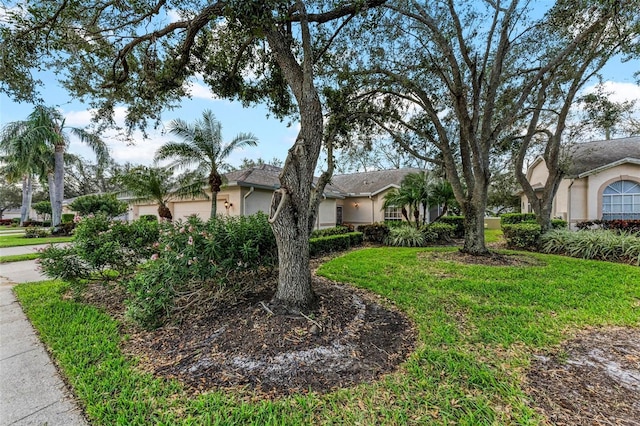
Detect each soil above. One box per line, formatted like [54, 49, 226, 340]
[526, 327, 640, 425]
[80, 250, 639, 424]
[119, 273, 416, 398]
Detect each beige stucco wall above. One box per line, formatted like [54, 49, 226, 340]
[241, 187, 273, 216]
[522, 159, 640, 227]
[585, 164, 640, 220]
[316, 198, 338, 229]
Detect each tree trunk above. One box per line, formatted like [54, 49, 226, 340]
[461, 196, 490, 255]
[209, 172, 223, 219]
[210, 191, 217, 219]
[52, 143, 65, 227]
[20, 174, 32, 226]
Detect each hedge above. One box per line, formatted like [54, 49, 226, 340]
[310, 232, 363, 257]
[357, 223, 390, 243]
[502, 222, 542, 250]
[576, 219, 640, 234]
[438, 216, 465, 238]
[500, 213, 537, 225]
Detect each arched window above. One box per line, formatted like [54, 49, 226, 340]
[602, 180, 640, 220]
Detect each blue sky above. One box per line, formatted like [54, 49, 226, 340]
[1, 50, 638, 169]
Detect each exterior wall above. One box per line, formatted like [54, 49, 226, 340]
[132, 204, 159, 220]
[587, 164, 640, 220]
[567, 178, 588, 227]
[171, 199, 212, 220]
[342, 196, 376, 226]
[241, 187, 273, 216]
[316, 198, 338, 229]
[528, 160, 549, 188]
[554, 179, 571, 220]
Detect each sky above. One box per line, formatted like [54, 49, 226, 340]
[0, 18, 639, 170]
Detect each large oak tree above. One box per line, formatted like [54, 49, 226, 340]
[0, 0, 385, 311]
[338, 0, 639, 253]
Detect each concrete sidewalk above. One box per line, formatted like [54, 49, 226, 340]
[0, 262, 88, 426]
[0, 244, 66, 258]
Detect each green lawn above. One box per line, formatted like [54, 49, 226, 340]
[0, 233, 73, 248]
[0, 253, 40, 263]
[14, 248, 639, 425]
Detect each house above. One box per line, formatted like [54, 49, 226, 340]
[522, 136, 640, 227]
[130, 165, 425, 228]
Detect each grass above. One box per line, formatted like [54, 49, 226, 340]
[484, 228, 503, 244]
[0, 253, 40, 263]
[0, 233, 73, 248]
[14, 248, 640, 425]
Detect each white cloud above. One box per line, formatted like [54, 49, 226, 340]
[186, 81, 222, 101]
[582, 81, 640, 104]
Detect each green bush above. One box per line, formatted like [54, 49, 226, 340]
[24, 227, 50, 238]
[424, 222, 455, 243]
[139, 214, 158, 222]
[311, 225, 351, 238]
[502, 222, 542, 250]
[500, 213, 537, 225]
[438, 216, 465, 238]
[33, 201, 52, 218]
[126, 213, 277, 327]
[551, 219, 568, 229]
[385, 226, 426, 247]
[541, 229, 640, 265]
[357, 223, 389, 243]
[309, 232, 363, 256]
[39, 214, 160, 298]
[69, 194, 128, 218]
[61, 213, 75, 223]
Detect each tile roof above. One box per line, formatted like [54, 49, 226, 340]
[223, 164, 424, 197]
[567, 136, 640, 177]
[330, 168, 423, 195]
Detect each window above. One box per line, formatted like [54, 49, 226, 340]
[602, 180, 640, 220]
[384, 206, 403, 221]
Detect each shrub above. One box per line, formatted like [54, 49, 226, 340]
[37, 245, 92, 297]
[61, 213, 75, 223]
[22, 220, 51, 227]
[500, 213, 537, 225]
[69, 194, 128, 218]
[52, 222, 75, 236]
[0, 219, 13, 226]
[139, 214, 158, 222]
[576, 219, 640, 235]
[541, 229, 640, 265]
[424, 222, 455, 243]
[551, 219, 568, 229]
[33, 201, 52, 218]
[309, 232, 363, 256]
[385, 226, 426, 247]
[125, 213, 277, 327]
[438, 216, 465, 238]
[357, 223, 390, 243]
[40, 214, 161, 295]
[311, 225, 351, 238]
[24, 227, 50, 238]
[502, 222, 542, 250]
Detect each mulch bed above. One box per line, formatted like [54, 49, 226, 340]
[526, 327, 640, 425]
[120, 274, 416, 397]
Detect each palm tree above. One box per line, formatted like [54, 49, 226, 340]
[0, 119, 52, 225]
[383, 172, 432, 228]
[115, 166, 206, 221]
[155, 110, 258, 218]
[1, 106, 110, 227]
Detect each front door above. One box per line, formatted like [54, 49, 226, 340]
[336, 206, 343, 225]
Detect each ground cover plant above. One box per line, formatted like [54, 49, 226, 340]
[16, 246, 640, 425]
[0, 233, 73, 248]
[541, 229, 640, 265]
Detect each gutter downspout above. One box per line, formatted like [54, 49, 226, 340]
[369, 195, 374, 223]
[243, 186, 255, 216]
[567, 180, 574, 229]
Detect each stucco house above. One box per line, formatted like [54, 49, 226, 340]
[130, 165, 425, 229]
[521, 136, 640, 227]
